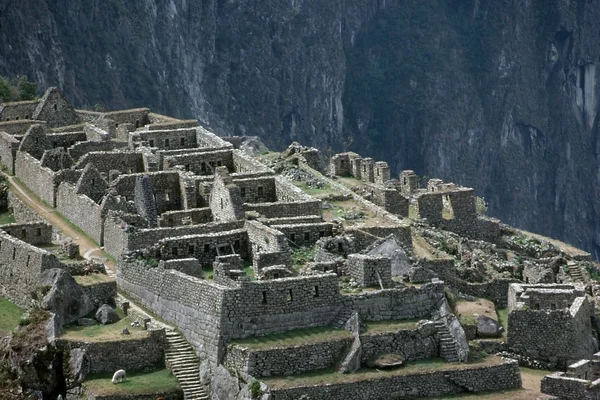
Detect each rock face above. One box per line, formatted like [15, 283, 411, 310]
[94, 304, 120, 325]
[40, 269, 94, 326]
[66, 348, 90, 387]
[1, 1, 600, 258]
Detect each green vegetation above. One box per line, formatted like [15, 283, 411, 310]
[16, 305, 49, 328]
[0, 211, 15, 225]
[0, 75, 37, 102]
[249, 379, 262, 399]
[84, 368, 180, 395]
[202, 265, 214, 280]
[0, 297, 24, 334]
[293, 181, 338, 197]
[243, 261, 255, 280]
[475, 196, 488, 216]
[291, 247, 315, 270]
[74, 273, 114, 286]
[61, 308, 147, 341]
[230, 326, 352, 350]
[496, 308, 509, 333]
[364, 319, 420, 333]
[458, 314, 477, 326]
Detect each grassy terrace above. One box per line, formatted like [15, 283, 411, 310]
[264, 356, 503, 389]
[0, 210, 16, 225]
[84, 368, 180, 395]
[230, 326, 352, 350]
[292, 181, 340, 198]
[364, 319, 420, 333]
[60, 308, 148, 341]
[0, 296, 24, 335]
[74, 273, 114, 285]
[496, 308, 509, 332]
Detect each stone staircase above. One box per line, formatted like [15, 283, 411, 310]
[568, 261, 584, 282]
[331, 307, 354, 330]
[434, 320, 460, 363]
[165, 330, 209, 400]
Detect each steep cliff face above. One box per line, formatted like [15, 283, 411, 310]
[0, 0, 599, 258]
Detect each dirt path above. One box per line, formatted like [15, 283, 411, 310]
[4, 174, 116, 275]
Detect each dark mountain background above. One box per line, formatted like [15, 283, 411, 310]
[1, 0, 599, 258]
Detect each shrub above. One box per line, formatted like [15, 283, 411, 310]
[249, 379, 261, 399]
[475, 196, 488, 215]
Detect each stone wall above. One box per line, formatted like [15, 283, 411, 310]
[136, 127, 198, 150]
[221, 274, 341, 340]
[370, 186, 409, 217]
[156, 229, 249, 266]
[117, 262, 226, 363]
[0, 119, 44, 135]
[347, 254, 392, 288]
[245, 200, 322, 219]
[79, 280, 117, 308]
[0, 221, 53, 245]
[0, 231, 61, 307]
[158, 208, 212, 227]
[164, 258, 202, 278]
[271, 222, 332, 249]
[268, 359, 522, 400]
[110, 171, 182, 214]
[245, 220, 290, 255]
[508, 296, 596, 367]
[233, 176, 277, 204]
[15, 151, 57, 206]
[8, 192, 42, 222]
[359, 327, 438, 363]
[85, 390, 183, 400]
[75, 151, 145, 176]
[163, 149, 233, 174]
[57, 329, 165, 373]
[541, 373, 600, 400]
[450, 278, 517, 308]
[0, 131, 20, 173]
[68, 140, 127, 162]
[347, 282, 445, 322]
[224, 337, 352, 377]
[56, 182, 104, 244]
[0, 101, 39, 121]
[101, 108, 150, 126]
[47, 131, 86, 149]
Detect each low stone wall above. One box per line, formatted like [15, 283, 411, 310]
[57, 329, 166, 374]
[268, 359, 522, 400]
[224, 337, 352, 377]
[0, 221, 53, 245]
[359, 328, 438, 363]
[541, 373, 600, 400]
[80, 280, 117, 308]
[84, 389, 183, 400]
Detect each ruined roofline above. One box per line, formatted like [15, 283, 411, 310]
[0, 100, 39, 107]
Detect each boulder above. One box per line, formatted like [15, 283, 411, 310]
[475, 314, 504, 338]
[40, 269, 94, 326]
[94, 304, 120, 325]
[66, 348, 90, 387]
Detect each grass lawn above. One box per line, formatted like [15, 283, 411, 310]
[231, 326, 352, 350]
[0, 211, 16, 225]
[364, 319, 420, 333]
[496, 308, 509, 332]
[84, 368, 180, 395]
[60, 308, 148, 341]
[0, 297, 24, 335]
[74, 273, 114, 286]
[293, 181, 339, 198]
[264, 356, 500, 389]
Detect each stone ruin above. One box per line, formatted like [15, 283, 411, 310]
[4, 87, 600, 399]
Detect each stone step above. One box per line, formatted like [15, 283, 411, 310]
[168, 357, 199, 364]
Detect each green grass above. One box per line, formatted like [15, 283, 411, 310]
[243, 265, 255, 280]
[0, 297, 24, 334]
[74, 273, 114, 286]
[263, 356, 500, 388]
[230, 326, 352, 350]
[364, 319, 420, 333]
[84, 368, 180, 395]
[61, 308, 147, 341]
[293, 181, 338, 197]
[291, 247, 315, 270]
[496, 308, 509, 332]
[0, 211, 16, 225]
[458, 314, 477, 326]
[202, 265, 214, 280]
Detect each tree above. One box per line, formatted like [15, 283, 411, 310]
[17, 76, 37, 101]
[0, 76, 13, 102]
